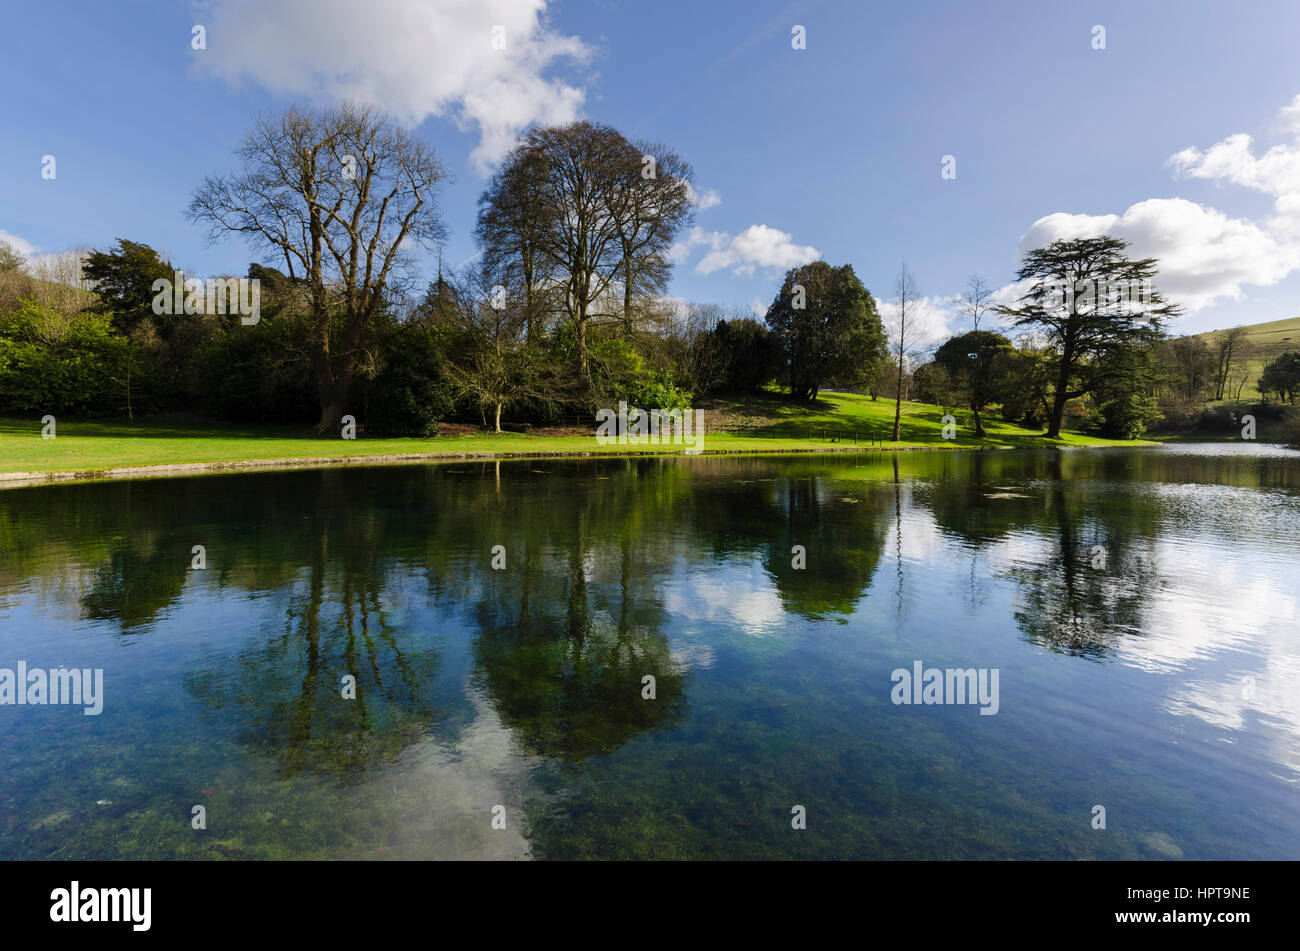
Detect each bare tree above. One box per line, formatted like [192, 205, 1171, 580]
[961, 274, 993, 333]
[611, 139, 694, 335]
[189, 103, 450, 431]
[525, 122, 630, 381]
[1168, 336, 1215, 408]
[671, 302, 731, 395]
[24, 248, 96, 314]
[1227, 339, 1257, 403]
[0, 240, 30, 313]
[960, 274, 995, 435]
[477, 121, 694, 386]
[0, 240, 26, 275]
[1212, 325, 1249, 401]
[889, 263, 921, 441]
[475, 145, 556, 343]
[443, 267, 570, 433]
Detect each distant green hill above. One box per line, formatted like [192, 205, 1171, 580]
[1191, 315, 1300, 401]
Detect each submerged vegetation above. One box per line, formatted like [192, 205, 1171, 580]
[2, 449, 1298, 859]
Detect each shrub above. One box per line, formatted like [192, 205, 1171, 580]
[1082, 390, 1161, 440]
[360, 323, 454, 435]
[193, 311, 317, 422]
[632, 369, 693, 411]
[0, 299, 134, 416]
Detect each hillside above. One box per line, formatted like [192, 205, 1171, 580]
[1192, 315, 1300, 400]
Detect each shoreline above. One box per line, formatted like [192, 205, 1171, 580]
[0, 440, 1161, 490]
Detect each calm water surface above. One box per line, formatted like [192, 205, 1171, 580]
[1, 445, 1297, 859]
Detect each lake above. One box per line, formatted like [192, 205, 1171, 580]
[1, 445, 1297, 859]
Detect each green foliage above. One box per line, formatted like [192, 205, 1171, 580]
[361, 322, 455, 435]
[632, 369, 693, 411]
[83, 239, 175, 334]
[0, 299, 134, 416]
[1083, 390, 1161, 440]
[991, 348, 1052, 428]
[931, 330, 1014, 434]
[710, 318, 782, 393]
[1082, 348, 1162, 439]
[1259, 351, 1300, 403]
[193, 310, 317, 423]
[586, 334, 646, 407]
[910, 362, 957, 410]
[1280, 407, 1300, 448]
[765, 261, 888, 401]
[933, 331, 1012, 402]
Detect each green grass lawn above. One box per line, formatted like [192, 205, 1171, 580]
[0, 391, 1151, 479]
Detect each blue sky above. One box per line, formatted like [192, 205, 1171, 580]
[3, 0, 1299, 338]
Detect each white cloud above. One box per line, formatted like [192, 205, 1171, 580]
[196, 0, 593, 173]
[877, 294, 959, 349]
[680, 224, 819, 277]
[665, 563, 786, 636]
[667, 227, 705, 266]
[1020, 199, 1292, 311]
[1016, 94, 1300, 312]
[0, 229, 37, 258]
[683, 182, 722, 211]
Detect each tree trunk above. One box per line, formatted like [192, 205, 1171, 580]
[892, 353, 904, 441]
[1046, 371, 1069, 438]
[494, 402, 503, 433]
[623, 261, 634, 335]
[315, 358, 356, 432]
[1046, 326, 1078, 439]
[316, 397, 345, 433]
[576, 310, 589, 379]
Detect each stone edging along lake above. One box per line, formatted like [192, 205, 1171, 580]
[0, 441, 1144, 490]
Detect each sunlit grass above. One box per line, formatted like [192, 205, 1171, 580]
[0, 391, 1151, 476]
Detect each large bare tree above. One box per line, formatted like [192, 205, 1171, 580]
[189, 103, 449, 431]
[610, 139, 694, 335]
[474, 144, 556, 343]
[476, 121, 693, 386]
[532, 122, 629, 381]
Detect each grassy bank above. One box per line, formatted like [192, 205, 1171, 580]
[0, 391, 1153, 481]
[1192, 314, 1300, 401]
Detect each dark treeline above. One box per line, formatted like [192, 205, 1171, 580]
[2, 105, 1291, 441]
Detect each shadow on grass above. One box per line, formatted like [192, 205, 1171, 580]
[0, 416, 333, 441]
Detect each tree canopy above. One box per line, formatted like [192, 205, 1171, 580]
[765, 261, 887, 402]
[998, 236, 1175, 438]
